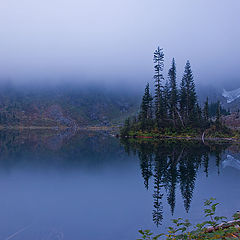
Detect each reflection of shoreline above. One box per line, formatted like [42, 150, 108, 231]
[45, 128, 77, 150]
[0, 128, 78, 152]
[0, 129, 118, 154]
[0, 130, 122, 171]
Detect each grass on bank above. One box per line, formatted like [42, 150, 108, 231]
[122, 124, 240, 141]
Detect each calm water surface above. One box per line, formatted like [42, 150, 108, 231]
[0, 130, 239, 240]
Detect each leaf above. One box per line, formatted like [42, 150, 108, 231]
[152, 233, 164, 240]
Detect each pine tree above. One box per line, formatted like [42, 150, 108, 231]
[168, 58, 178, 124]
[153, 47, 164, 126]
[203, 97, 209, 124]
[180, 61, 197, 124]
[139, 83, 153, 130]
[179, 76, 187, 123]
[163, 80, 170, 119]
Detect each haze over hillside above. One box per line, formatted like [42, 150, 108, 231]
[0, 83, 141, 127]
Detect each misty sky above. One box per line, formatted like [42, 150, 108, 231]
[0, 0, 239, 88]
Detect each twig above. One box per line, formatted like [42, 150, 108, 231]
[4, 225, 31, 240]
[205, 220, 240, 233]
[202, 131, 205, 144]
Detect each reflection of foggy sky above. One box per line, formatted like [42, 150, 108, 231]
[0, 0, 239, 88]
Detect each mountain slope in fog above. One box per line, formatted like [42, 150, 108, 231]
[0, 84, 140, 127]
[221, 87, 240, 111]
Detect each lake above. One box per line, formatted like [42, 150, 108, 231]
[0, 130, 239, 240]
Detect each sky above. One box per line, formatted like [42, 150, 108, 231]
[0, 0, 239, 89]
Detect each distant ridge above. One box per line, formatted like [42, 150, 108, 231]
[222, 88, 240, 103]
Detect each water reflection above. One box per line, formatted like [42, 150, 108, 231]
[0, 129, 122, 169]
[0, 131, 239, 239]
[121, 139, 231, 227]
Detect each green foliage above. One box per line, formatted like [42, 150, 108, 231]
[138, 230, 164, 240]
[137, 198, 240, 240]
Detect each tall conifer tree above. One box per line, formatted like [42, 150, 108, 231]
[179, 61, 196, 124]
[179, 76, 187, 122]
[168, 58, 178, 123]
[163, 80, 170, 119]
[139, 83, 153, 130]
[153, 47, 164, 125]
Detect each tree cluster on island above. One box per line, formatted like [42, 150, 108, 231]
[120, 47, 230, 138]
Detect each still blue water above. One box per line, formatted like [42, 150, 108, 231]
[0, 130, 239, 240]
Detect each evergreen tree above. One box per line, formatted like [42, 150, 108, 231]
[179, 61, 197, 124]
[153, 47, 164, 125]
[179, 76, 187, 123]
[139, 83, 153, 130]
[168, 58, 178, 124]
[163, 80, 170, 119]
[203, 97, 209, 124]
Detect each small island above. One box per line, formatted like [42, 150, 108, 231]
[120, 47, 238, 142]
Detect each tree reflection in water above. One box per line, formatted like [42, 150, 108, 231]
[121, 139, 230, 227]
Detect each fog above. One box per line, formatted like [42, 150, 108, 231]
[0, 0, 239, 89]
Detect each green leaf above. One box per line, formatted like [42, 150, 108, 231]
[152, 233, 164, 240]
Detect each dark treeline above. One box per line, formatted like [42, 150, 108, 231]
[121, 139, 229, 227]
[121, 47, 229, 136]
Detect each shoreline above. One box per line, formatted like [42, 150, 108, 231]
[122, 134, 240, 143]
[0, 125, 119, 131]
[1, 126, 240, 143]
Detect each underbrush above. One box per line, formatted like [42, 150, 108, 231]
[138, 198, 240, 240]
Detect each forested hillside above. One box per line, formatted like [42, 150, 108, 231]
[0, 83, 140, 127]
